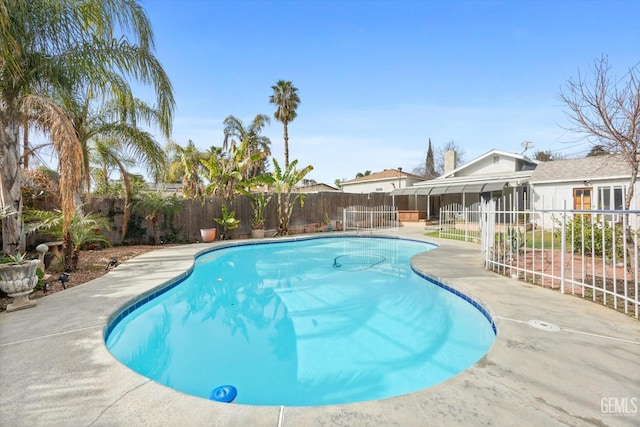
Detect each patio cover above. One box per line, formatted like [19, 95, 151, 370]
[390, 180, 510, 196]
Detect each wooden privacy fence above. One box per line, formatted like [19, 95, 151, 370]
[23, 192, 393, 247]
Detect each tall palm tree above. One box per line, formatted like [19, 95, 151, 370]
[269, 80, 300, 169]
[0, 0, 174, 256]
[165, 140, 209, 200]
[222, 114, 271, 179]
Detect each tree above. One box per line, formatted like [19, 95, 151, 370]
[0, 0, 174, 256]
[91, 138, 140, 242]
[559, 56, 639, 211]
[269, 81, 300, 168]
[24, 207, 111, 272]
[201, 136, 267, 203]
[222, 114, 272, 179]
[271, 159, 313, 235]
[533, 150, 567, 162]
[165, 140, 209, 200]
[424, 138, 436, 179]
[586, 145, 609, 157]
[133, 192, 182, 245]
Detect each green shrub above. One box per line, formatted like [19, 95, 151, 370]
[565, 214, 624, 261]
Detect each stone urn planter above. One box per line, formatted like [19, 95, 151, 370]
[0, 259, 40, 312]
[200, 228, 217, 243]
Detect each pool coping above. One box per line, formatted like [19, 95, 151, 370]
[1, 228, 639, 426]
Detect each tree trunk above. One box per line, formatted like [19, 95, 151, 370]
[71, 247, 80, 272]
[120, 171, 132, 242]
[283, 122, 289, 169]
[63, 231, 74, 272]
[0, 112, 26, 254]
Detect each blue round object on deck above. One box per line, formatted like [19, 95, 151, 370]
[209, 385, 237, 402]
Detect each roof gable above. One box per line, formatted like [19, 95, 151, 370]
[442, 149, 538, 178]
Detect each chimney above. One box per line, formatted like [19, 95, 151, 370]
[444, 150, 457, 174]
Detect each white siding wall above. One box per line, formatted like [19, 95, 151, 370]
[341, 177, 423, 194]
[531, 178, 639, 226]
[460, 155, 518, 176]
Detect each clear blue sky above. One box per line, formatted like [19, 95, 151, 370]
[136, 0, 639, 184]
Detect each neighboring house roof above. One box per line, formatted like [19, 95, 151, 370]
[292, 183, 341, 193]
[441, 149, 538, 178]
[530, 154, 631, 184]
[341, 169, 423, 185]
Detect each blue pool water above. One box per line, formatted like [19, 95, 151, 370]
[105, 237, 496, 406]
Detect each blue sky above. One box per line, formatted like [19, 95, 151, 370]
[135, 0, 639, 184]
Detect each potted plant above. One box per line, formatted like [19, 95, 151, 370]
[200, 227, 217, 243]
[215, 204, 240, 240]
[0, 253, 40, 312]
[249, 192, 272, 239]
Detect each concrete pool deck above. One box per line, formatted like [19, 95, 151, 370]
[1, 226, 638, 426]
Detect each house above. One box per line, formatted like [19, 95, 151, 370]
[529, 154, 639, 224]
[392, 149, 538, 219]
[292, 182, 341, 193]
[340, 169, 424, 194]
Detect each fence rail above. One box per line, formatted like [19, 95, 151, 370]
[476, 198, 640, 318]
[342, 205, 399, 234]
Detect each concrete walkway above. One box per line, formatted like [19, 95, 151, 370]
[1, 226, 638, 426]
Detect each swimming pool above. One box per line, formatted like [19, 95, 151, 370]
[105, 236, 496, 406]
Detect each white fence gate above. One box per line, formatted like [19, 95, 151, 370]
[342, 205, 399, 234]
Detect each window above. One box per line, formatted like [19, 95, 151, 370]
[598, 186, 625, 221]
[573, 188, 592, 210]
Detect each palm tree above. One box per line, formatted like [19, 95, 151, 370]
[269, 81, 300, 168]
[65, 93, 169, 197]
[222, 114, 272, 179]
[165, 140, 209, 200]
[91, 138, 139, 242]
[24, 207, 111, 272]
[271, 159, 313, 235]
[201, 134, 268, 203]
[133, 192, 182, 245]
[0, 0, 174, 256]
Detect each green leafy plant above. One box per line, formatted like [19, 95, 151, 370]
[3, 253, 30, 265]
[24, 207, 111, 271]
[215, 205, 240, 240]
[564, 214, 624, 261]
[322, 212, 331, 225]
[249, 192, 272, 230]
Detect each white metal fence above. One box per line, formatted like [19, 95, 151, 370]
[439, 202, 482, 242]
[474, 198, 640, 318]
[342, 205, 399, 234]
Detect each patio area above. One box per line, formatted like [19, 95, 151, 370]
[1, 227, 638, 426]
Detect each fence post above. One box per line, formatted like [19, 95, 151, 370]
[560, 200, 567, 294]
